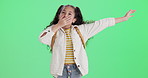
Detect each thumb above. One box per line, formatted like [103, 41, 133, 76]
[129, 15, 134, 17]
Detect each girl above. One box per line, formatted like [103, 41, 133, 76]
[38, 5, 136, 78]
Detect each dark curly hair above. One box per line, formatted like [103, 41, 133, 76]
[43, 5, 95, 53]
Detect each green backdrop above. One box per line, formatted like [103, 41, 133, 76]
[0, 0, 147, 78]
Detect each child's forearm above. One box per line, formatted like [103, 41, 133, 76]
[115, 17, 128, 24]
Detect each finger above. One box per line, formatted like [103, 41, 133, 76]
[59, 15, 63, 19]
[125, 9, 132, 17]
[128, 9, 136, 14]
[61, 16, 67, 21]
[67, 15, 72, 18]
[65, 17, 71, 22]
[66, 19, 72, 24]
[127, 10, 136, 16]
[67, 16, 72, 19]
[131, 10, 136, 13]
[63, 17, 71, 21]
[66, 17, 71, 21]
[124, 9, 136, 17]
[60, 15, 65, 20]
[127, 9, 132, 13]
[65, 21, 71, 25]
[126, 10, 131, 16]
[129, 15, 134, 17]
[66, 19, 72, 22]
[65, 15, 72, 19]
[62, 16, 66, 19]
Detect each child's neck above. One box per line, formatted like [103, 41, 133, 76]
[62, 25, 72, 29]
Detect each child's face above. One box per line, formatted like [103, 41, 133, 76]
[59, 6, 76, 25]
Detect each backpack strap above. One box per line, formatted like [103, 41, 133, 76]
[74, 27, 86, 49]
[50, 26, 86, 52]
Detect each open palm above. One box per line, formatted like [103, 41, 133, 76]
[124, 9, 136, 20]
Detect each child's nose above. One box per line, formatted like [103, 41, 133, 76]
[65, 14, 68, 18]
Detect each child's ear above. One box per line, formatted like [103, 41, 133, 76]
[72, 18, 76, 23]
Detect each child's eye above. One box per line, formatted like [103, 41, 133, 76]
[68, 13, 72, 15]
[62, 12, 65, 13]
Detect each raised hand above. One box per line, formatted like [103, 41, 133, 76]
[124, 9, 136, 21]
[57, 15, 72, 28]
[115, 9, 136, 24]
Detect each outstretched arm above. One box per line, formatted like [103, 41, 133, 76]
[115, 9, 136, 24]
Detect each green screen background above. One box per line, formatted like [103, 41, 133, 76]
[0, 0, 147, 78]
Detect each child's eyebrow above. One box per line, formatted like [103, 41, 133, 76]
[69, 11, 72, 13]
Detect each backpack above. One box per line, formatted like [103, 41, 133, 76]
[50, 26, 85, 51]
